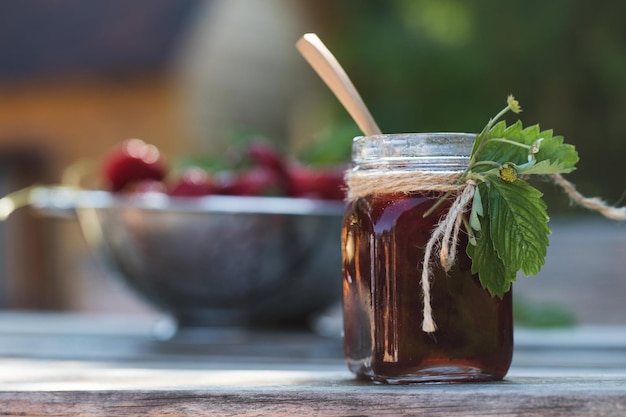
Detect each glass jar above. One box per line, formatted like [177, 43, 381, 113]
[342, 133, 513, 384]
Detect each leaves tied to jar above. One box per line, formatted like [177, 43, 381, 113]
[433, 96, 580, 298]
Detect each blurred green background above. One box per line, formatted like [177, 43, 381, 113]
[314, 0, 625, 211]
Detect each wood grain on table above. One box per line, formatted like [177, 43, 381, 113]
[0, 312, 625, 416]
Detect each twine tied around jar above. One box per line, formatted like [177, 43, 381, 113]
[346, 169, 470, 333]
[346, 169, 626, 334]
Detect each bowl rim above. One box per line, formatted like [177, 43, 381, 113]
[30, 186, 346, 216]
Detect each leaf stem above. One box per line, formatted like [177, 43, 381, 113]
[462, 214, 477, 246]
[423, 190, 453, 218]
[470, 161, 501, 170]
[467, 104, 513, 170]
[484, 137, 532, 149]
[423, 101, 514, 219]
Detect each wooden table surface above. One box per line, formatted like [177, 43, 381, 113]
[1, 312, 626, 416]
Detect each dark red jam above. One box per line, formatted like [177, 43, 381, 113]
[342, 191, 513, 383]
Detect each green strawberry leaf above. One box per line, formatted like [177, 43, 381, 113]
[469, 185, 483, 232]
[436, 96, 581, 299]
[533, 129, 579, 172]
[467, 183, 517, 297]
[517, 160, 572, 175]
[485, 177, 550, 276]
[472, 121, 533, 170]
[471, 121, 579, 175]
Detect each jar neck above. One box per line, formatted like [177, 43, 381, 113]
[351, 133, 475, 172]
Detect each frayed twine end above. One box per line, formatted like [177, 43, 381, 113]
[551, 174, 626, 221]
[420, 182, 476, 333]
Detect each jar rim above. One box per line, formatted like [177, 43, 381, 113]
[352, 132, 475, 171]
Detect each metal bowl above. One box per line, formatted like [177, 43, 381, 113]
[28, 187, 345, 328]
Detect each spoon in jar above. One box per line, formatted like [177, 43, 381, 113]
[296, 33, 382, 136]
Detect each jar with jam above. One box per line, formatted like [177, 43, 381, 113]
[342, 133, 513, 383]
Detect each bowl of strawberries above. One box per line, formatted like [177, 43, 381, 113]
[29, 138, 346, 329]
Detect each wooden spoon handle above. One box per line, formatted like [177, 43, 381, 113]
[296, 33, 382, 136]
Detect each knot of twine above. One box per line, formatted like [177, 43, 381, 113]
[345, 169, 626, 334]
[419, 181, 476, 332]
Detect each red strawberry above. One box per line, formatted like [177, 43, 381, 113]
[246, 142, 288, 176]
[169, 168, 216, 197]
[216, 167, 285, 196]
[102, 138, 166, 192]
[124, 179, 168, 194]
[288, 165, 346, 200]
